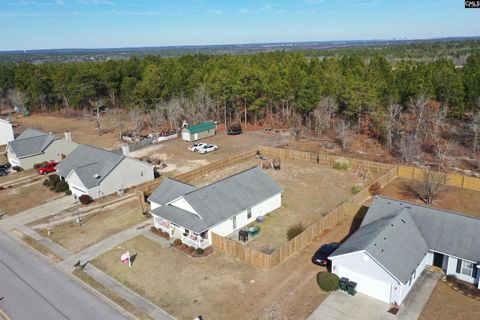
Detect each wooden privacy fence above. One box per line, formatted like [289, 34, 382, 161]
[397, 165, 480, 192]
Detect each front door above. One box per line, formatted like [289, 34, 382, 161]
[232, 216, 237, 229]
[433, 252, 444, 268]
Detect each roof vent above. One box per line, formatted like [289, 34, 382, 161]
[384, 237, 387, 240]
[381, 249, 384, 252]
[94, 173, 100, 179]
[401, 219, 406, 223]
[405, 206, 411, 209]
[391, 224, 394, 227]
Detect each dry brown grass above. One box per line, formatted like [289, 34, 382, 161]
[32, 199, 148, 253]
[419, 281, 480, 320]
[0, 181, 60, 215]
[72, 269, 154, 320]
[11, 229, 62, 263]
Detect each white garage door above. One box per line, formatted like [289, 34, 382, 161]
[338, 267, 392, 303]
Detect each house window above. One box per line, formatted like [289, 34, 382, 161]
[461, 261, 474, 277]
[140, 171, 143, 177]
[247, 208, 252, 219]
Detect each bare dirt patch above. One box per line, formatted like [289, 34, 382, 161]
[31, 199, 148, 253]
[92, 217, 353, 320]
[0, 181, 60, 215]
[189, 158, 378, 250]
[376, 177, 480, 217]
[419, 281, 480, 320]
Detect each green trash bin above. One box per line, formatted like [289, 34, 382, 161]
[347, 281, 357, 296]
[339, 277, 349, 291]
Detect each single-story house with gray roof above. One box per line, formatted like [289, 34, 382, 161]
[56, 144, 154, 199]
[329, 196, 480, 304]
[148, 166, 282, 248]
[6, 129, 77, 169]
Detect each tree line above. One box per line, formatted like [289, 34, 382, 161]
[0, 51, 479, 160]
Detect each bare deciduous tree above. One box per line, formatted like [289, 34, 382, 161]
[111, 107, 126, 140]
[130, 106, 144, 138]
[193, 85, 217, 122]
[90, 98, 104, 135]
[147, 103, 166, 134]
[7, 89, 28, 109]
[335, 119, 352, 150]
[409, 170, 445, 205]
[313, 96, 337, 136]
[166, 99, 183, 130]
[468, 108, 480, 152]
[398, 133, 420, 164]
[385, 102, 402, 151]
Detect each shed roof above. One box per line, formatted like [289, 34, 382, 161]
[150, 166, 282, 233]
[8, 128, 58, 158]
[183, 122, 215, 134]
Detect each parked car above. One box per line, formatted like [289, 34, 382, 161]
[227, 123, 242, 135]
[312, 242, 340, 266]
[197, 144, 218, 154]
[188, 142, 207, 152]
[0, 167, 7, 176]
[37, 161, 58, 175]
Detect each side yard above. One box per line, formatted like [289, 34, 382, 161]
[91, 216, 354, 320]
[29, 198, 148, 253]
[0, 180, 60, 215]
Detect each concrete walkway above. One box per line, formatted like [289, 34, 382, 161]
[82, 264, 175, 320]
[308, 291, 396, 320]
[397, 271, 442, 320]
[59, 220, 152, 270]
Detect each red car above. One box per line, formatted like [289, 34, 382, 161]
[37, 161, 58, 175]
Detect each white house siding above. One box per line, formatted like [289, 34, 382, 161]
[6, 145, 20, 167]
[0, 120, 14, 146]
[67, 171, 89, 198]
[445, 256, 477, 284]
[398, 254, 429, 303]
[210, 193, 282, 237]
[94, 158, 154, 199]
[331, 252, 398, 303]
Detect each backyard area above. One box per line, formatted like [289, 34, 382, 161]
[29, 198, 148, 253]
[91, 215, 354, 320]
[375, 177, 480, 218]
[187, 157, 379, 250]
[0, 180, 60, 215]
[419, 280, 480, 320]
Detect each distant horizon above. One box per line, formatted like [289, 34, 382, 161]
[1, 35, 479, 53]
[1, 0, 479, 52]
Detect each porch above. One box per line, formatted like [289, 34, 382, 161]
[181, 233, 210, 249]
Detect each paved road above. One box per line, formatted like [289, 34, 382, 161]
[0, 230, 129, 320]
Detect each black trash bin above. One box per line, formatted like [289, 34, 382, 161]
[339, 277, 349, 291]
[347, 281, 357, 296]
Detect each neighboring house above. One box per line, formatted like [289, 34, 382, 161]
[6, 129, 77, 169]
[329, 196, 480, 305]
[56, 144, 154, 199]
[181, 121, 216, 142]
[149, 166, 282, 248]
[0, 118, 14, 146]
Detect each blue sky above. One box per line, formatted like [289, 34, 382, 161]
[0, 0, 478, 51]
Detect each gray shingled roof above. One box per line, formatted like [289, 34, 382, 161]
[148, 178, 197, 205]
[8, 128, 58, 158]
[56, 144, 124, 188]
[362, 196, 480, 264]
[150, 166, 283, 233]
[330, 208, 429, 284]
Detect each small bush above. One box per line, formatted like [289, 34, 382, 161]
[196, 247, 204, 255]
[65, 189, 72, 196]
[43, 179, 51, 187]
[368, 182, 381, 196]
[317, 272, 340, 292]
[48, 174, 60, 183]
[188, 246, 195, 253]
[351, 185, 363, 195]
[333, 158, 349, 171]
[287, 223, 305, 240]
[55, 181, 69, 193]
[79, 194, 93, 205]
[5, 162, 11, 168]
[173, 239, 182, 246]
[33, 163, 43, 170]
[180, 243, 188, 250]
[12, 166, 22, 172]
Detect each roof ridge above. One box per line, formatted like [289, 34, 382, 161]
[165, 177, 196, 188]
[182, 166, 260, 197]
[374, 195, 480, 221]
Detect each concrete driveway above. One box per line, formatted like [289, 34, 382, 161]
[308, 291, 396, 320]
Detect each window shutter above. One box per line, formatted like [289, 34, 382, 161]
[473, 265, 478, 280]
[456, 259, 462, 273]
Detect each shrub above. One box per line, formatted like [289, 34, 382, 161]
[43, 179, 51, 187]
[12, 166, 22, 172]
[48, 174, 60, 183]
[333, 158, 349, 171]
[65, 189, 72, 196]
[196, 247, 204, 255]
[188, 246, 195, 254]
[33, 163, 42, 170]
[5, 162, 11, 168]
[79, 194, 93, 205]
[287, 223, 305, 240]
[173, 239, 182, 246]
[55, 181, 69, 193]
[351, 185, 363, 195]
[180, 243, 188, 250]
[368, 182, 381, 196]
[317, 272, 340, 292]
